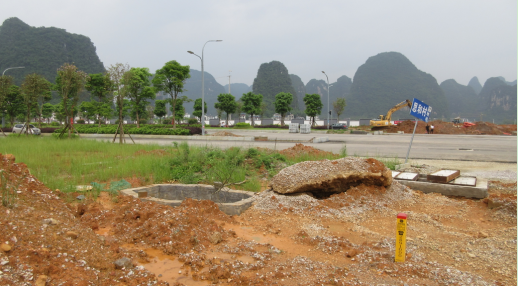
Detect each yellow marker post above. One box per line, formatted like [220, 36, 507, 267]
[395, 212, 407, 262]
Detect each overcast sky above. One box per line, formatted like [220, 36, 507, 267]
[2, 0, 516, 87]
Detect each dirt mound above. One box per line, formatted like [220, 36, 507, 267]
[269, 157, 392, 195]
[211, 131, 241, 137]
[279, 143, 335, 158]
[385, 120, 516, 135]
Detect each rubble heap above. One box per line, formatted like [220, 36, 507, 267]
[269, 157, 392, 195]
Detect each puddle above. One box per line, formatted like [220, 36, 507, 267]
[123, 246, 209, 286]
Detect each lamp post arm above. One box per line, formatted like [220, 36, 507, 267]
[2, 66, 25, 76]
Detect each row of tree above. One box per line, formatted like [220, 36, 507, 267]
[0, 60, 349, 139]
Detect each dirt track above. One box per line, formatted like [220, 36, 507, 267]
[0, 151, 516, 285]
[384, 120, 516, 135]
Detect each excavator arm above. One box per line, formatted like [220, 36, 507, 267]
[385, 99, 412, 122]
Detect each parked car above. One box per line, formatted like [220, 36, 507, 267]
[12, 124, 41, 135]
[331, 123, 348, 130]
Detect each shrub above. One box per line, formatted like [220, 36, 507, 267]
[235, 122, 251, 128]
[188, 118, 198, 125]
[76, 119, 85, 124]
[50, 122, 61, 126]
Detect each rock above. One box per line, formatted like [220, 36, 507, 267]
[269, 157, 392, 194]
[478, 231, 489, 238]
[210, 232, 223, 244]
[35, 275, 48, 286]
[42, 218, 59, 225]
[468, 253, 476, 258]
[76, 195, 86, 200]
[65, 231, 79, 239]
[1, 243, 11, 252]
[487, 198, 504, 209]
[114, 257, 133, 269]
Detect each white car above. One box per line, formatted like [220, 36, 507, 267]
[12, 124, 41, 135]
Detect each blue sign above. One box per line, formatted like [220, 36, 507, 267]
[409, 98, 431, 122]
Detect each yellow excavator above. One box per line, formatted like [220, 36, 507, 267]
[370, 99, 412, 129]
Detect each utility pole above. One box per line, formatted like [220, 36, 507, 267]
[228, 71, 231, 94]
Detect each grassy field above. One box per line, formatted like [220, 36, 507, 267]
[0, 136, 355, 194]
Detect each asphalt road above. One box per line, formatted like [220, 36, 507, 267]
[84, 130, 517, 163]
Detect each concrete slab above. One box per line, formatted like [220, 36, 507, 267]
[121, 184, 255, 216]
[397, 178, 487, 199]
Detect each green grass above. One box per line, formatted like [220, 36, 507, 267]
[0, 136, 400, 195]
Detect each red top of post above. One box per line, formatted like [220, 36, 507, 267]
[397, 213, 407, 219]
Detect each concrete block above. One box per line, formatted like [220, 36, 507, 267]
[397, 180, 487, 199]
[313, 137, 329, 143]
[427, 170, 460, 183]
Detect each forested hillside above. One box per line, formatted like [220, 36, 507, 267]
[0, 17, 105, 85]
[223, 83, 251, 100]
[347, 52, 448, 120]
[468, 77, 483, 95]
[478, 77, 517, 123]
[290, 74, 306, 111]
[440, 79, 478, 119]
[252, 61, 299, 116]
[180, 69, 225, 116]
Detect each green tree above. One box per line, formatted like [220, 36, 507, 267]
[41, 103, 54, 124]
[0, 75, 14, 135]
[154, 100, 167, 123]
[235, 100, 243, 122]
[55, 63, 89, 137]
[97, 103, 113, 124]
[85, 73, 114, 127]
[124, 67, 154, 128]
[214, 93, 236, 126]
[241, 92, 262, 126]
[274, 92, 293, 126]
[259, 102, 267, 119]
[192, 98, 207, 123]
[304, 94, 323, 126]
[152, 60, 190, 129]
[1, 85, 24, 128]
[332, 98, 346, 120]
[79, 101, 97, 122]
[108, 63, 131, 144]
[20, 74, 51, 135]
[171, 98, 185, 123]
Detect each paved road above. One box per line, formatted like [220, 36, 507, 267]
[85, 130, 517, 163]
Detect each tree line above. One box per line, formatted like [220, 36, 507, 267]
[0, 60, 349, 137]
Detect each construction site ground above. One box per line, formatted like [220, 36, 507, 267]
[0, 144, 516, 285]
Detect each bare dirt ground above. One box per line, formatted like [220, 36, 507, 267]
[0, 148, 516, 286]
[384, 121, 517, 135]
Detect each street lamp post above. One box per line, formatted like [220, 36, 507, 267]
[322, 71, 330, 129]
[2, 66, 25, 76]
[188, 40, 222, 136]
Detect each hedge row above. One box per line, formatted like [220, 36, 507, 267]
[54, 125, 196, 136]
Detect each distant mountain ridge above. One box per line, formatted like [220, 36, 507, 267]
[347, 52, 448, 119]
[0, 17, 105, 85]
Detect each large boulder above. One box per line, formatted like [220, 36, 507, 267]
[269, 157, 392, 195]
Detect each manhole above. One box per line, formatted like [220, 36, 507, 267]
[121, 184, 255, 216]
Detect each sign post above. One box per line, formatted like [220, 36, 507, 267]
[404, 98, 431, 163]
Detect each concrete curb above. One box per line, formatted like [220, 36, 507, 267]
[396, 179, 488, 199]
[121, 183, 256, 216]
